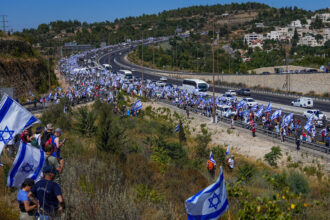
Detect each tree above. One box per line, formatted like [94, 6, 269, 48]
[291, 29, 299, 47]
[195, 124, 211, 158]
[264, 146, 282, 167]
[96, 104, 126, 153]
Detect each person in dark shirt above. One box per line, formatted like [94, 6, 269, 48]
[28, 166, 65, 220]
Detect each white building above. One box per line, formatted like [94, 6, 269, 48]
[323, 28, 330, 41]
[266, 27, 293, 41]
[244, 32, 263, 44]
[313, 13, 330, 23]
[298, 35, 319, 47]
[291, 20, 302, 28]
[267, 31, 281, 40]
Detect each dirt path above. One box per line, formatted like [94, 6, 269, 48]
[145, 101, 330, 174]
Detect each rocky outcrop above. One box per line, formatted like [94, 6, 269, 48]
[0, 38, 54, 97]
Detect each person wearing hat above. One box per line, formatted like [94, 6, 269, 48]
[40, 124, 54, 151]
[28, 165, 65, 219]
[17, 178, 37, 220]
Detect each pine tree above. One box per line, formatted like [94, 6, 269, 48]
[178, 121, 186, 143]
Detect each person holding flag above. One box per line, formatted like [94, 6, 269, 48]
[207, 151, 216, 178]
[185, 167, 229, 220]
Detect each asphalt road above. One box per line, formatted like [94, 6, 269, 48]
[99, 49, 330, 114]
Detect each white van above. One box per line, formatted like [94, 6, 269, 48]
[291, 97, 313, 108]
[216, 104, 235, 118]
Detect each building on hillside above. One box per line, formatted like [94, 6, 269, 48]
[249, 39, 263, 49]
[298, 35, 319, 47]
[312, 13, 330, 23]
[290, 20, 302, 28]
[244, 32, 263, 44]
[267, 31, 281, 40]
[255, 23, 265, 28]
[323, 28, 330, 40]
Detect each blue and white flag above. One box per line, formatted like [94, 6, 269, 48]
[264, 102, 272, 113]
[174, 123, 180, 133]
[281, 113, 293, 128]
[209, 151, 216, 165]
[29, 91, 34, 97]
[271, 108, 282, 121]
[226, 145, 230, 158]
[7, 142, 45, 188]
[185, 167, 229, 220]
[255, 105, 264, 118]
[132, 100, 143, 112]
[0, 94, 40, 154]
[249, 104, 258, 112]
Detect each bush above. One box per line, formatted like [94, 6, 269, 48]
[211, 145, 226, 165]
[73, 106, 96, 137]
[264, 146, 282, 167]
[236, 162, 257, 183]
[287, 170, 310, 195]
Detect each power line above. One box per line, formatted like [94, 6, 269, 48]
[0, 15, 9, 33]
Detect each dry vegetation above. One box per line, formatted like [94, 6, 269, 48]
[0, 94, 329, 219]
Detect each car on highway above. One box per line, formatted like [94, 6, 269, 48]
[242, 98, 258, 107]
[165, 83, 173, 88]
[291, 97, 313, 108]
[216, 104, 236, 118]
[225, 90, 237, 96]
[237, 88, 251, 96]
[221, 94, 237, 102]
[156, 81, 166, 87]
[160, 77, 167, 82]
[262, 71, 270, 75]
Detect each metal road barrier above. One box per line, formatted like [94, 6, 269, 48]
[159, 99, 330, 154]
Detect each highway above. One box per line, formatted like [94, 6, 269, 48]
[98, 47, 330, 113]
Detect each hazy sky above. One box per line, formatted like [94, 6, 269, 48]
[2, 0, 329, 31]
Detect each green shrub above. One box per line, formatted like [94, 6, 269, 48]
[287, 170, 310, 195]
[211, 145, 226, 165]
[73, 106, 96, 137]
[236, 162, 257, 183]
[195, 124, 211, 158]
[264, 146, 282, 167]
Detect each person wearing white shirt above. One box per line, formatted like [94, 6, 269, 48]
[228, 156, 235, 170]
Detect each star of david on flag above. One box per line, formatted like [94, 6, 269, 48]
[7, 142, 45, 188]
[185, 167, 229, 220]
[0, 94, 41, 155]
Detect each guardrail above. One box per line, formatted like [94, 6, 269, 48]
[159, 99, 329, 154]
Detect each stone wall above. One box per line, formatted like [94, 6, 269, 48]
[182, 73, 330, 95]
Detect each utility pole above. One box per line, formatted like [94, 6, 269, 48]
[212, 21, 216, 124]
[141, 32, 144, 93]
[1, 15, 8, 33]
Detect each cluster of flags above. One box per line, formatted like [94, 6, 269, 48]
[0, 94, 43, 188]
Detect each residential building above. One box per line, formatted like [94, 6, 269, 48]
[249, 39, 263, 49]
[291, 20, 302, 28]
[323, 28, 330, 40]
[255, 23, 265, 28]
[312, 13, 330, 23]
[267, 31, 281, 40]
[244, 32, 263, 44]
[298, 35, 319, 47]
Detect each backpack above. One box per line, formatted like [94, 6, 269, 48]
[207, 160, 214, 171]
[40, 131, 53, 150]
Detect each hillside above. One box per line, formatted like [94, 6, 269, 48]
[0, 33, 57, 98]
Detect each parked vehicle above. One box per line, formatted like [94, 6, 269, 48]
[262, 71, 270, 75]
[242, 98, 258, 107]
[237, 88, 251, 96]
[225, 90, 237, 96]
[304, 109, 327, 127]
[216, 104, 235, 118]
[291, 97, 313, 108]
[156, 81, 166, 87]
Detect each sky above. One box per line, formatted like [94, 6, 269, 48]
[1, 0, 329, 31]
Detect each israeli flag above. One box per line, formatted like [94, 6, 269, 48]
[185, 167, 229, 220]
[174, 123, 180, 133]
[7, 142, 45, 188]
[271, 108, 282, 121]
[0, 94, 40, 154]
[226, 145, 230, 158]
[250, 104, 258, 112]
[210, 151, 216, 165]
[133, 100, 143, 112]
[281, 113, 293, 128]
[255, 105, 264, 118]
[264, 102, 272, 113]
[304, 121, 312, 132]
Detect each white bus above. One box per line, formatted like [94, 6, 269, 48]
[103, 64, 111, 70]
[182, 79, 209, 94]
[118, 70, 133, 80]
